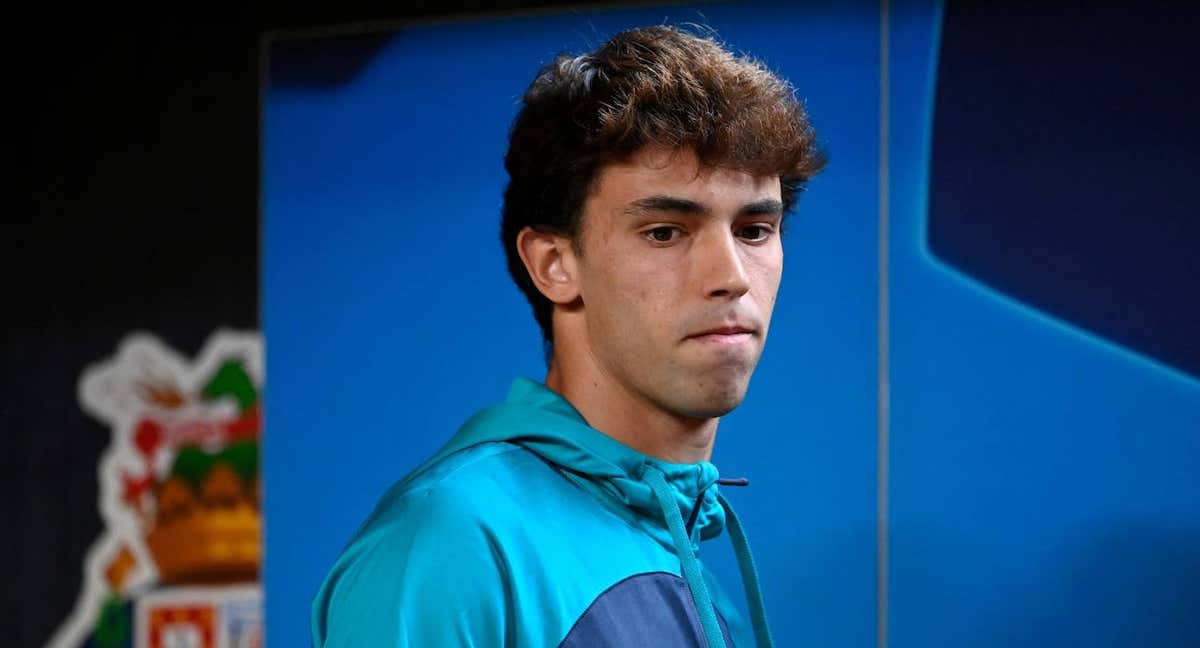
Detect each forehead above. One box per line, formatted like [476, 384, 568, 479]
[589, 146, 781, 206]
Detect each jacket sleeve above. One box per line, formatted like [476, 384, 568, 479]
[311, 484, 511, 647]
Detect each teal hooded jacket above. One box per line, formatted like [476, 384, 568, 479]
[311, 377, 774, 647]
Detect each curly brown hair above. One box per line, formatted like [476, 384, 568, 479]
[500, 25, 825, 360]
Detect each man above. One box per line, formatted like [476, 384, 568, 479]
[312, 25, 823, 647]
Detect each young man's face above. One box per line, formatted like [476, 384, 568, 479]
[573, 146, 784, 420]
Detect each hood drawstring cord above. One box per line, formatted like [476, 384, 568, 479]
[645, 467, 728, 648]
[645, 469, 775, 648]
[684, 476, 750, 537]
[717, 491, 774, 648]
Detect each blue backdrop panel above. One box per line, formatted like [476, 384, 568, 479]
[888, 2, 1200, 647]
[263, 3, 881, 648]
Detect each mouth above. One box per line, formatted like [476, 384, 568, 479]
[684, 325, 757, 345]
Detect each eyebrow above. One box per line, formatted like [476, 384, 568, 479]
[624, 195, 784, 218]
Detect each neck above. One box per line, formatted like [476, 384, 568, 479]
[543, 348, 719, 464]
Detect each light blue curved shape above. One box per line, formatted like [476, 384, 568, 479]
[888, 2, 1200, 646]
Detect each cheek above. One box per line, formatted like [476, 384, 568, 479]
[592, 247, 679, 339]
[612, 265, 667, 330]
[751, 251, 784, 309]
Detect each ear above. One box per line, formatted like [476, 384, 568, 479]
[515, 226, 581, 305]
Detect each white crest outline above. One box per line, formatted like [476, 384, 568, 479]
[45, 329, 263, 648]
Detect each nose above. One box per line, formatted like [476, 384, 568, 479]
[698, 228, 750, 300]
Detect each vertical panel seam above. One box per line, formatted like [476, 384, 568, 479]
[877, 1, 891, 647]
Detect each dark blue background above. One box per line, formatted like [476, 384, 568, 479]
[891, 3, 1199, 646]
[929, 2, 1200, 379]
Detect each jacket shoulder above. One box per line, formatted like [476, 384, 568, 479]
[369, 441, 543, 525]
[312, 442, 538, 647]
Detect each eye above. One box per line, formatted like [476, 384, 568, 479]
[737, 224, 775, 243]
[643, 226, 683, 244]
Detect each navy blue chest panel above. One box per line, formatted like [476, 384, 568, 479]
[557, 571, 734, 648]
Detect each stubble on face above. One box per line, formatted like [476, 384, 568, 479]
[571, 146, 784, 424]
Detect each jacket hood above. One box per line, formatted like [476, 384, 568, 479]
[410, 377, 728, 551]
[405, 377, 774, 648]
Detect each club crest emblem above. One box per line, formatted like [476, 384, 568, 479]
[47, 331, 264, 648]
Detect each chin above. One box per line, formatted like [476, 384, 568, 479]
[677, 379, 748, 419]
